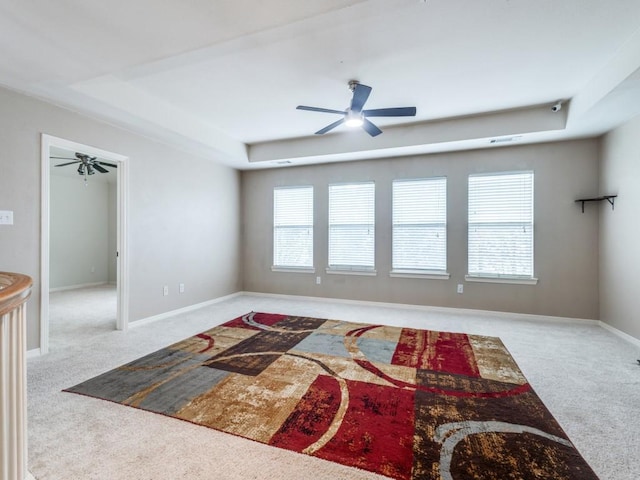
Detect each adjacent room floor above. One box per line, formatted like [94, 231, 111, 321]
[48, 284, 117, 351]
[28, 292, 640, 479]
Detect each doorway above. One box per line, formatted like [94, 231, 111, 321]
[40, 134, 129, 354]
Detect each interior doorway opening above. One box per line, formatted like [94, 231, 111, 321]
[40, 134, 129, 354]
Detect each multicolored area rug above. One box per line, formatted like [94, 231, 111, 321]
[65, 312, 599, 480]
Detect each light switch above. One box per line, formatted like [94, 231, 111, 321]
[0, 210, 14, 225]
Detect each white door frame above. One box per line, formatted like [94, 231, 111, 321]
[40, 134, 130, 354]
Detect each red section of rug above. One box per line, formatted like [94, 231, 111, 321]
[272, 375, 416, 480]
[195, 334, 214, 353]
[392, 329, 480, 377]
[270, 374, 342, 450]
[317, 378, 415, 479]
[222, 311, 286, 330]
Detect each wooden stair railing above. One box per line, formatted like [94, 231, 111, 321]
[0, 272, 33, 480]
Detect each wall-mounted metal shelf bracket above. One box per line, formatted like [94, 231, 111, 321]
[575, 195, 617, 213]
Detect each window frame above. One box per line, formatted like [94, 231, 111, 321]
[390, 177, 449, 279]
[466, 170, 538, 285]
[272, 185, 315, 273]
[326, 181, 376, 275]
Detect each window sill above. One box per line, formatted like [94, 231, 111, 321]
[326, 268, 377, 277]
[390, 270, 450, 280]
[271, 266, 316, 274]
[465, 275, 538, 285]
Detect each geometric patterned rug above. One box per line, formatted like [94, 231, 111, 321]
[65, 312, 599, 479]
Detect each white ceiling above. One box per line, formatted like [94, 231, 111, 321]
[2, 0, 640, 169]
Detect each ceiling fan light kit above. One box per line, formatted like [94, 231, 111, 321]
[77, 164, 96, 176]
[297, 81, 417, 137]
[344, 110, 364, 127]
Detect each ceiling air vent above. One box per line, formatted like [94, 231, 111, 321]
[490, 135, 522, 144]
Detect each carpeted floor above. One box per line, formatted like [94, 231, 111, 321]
[48, 284, 117, 350]
[28, 289, 640, 479]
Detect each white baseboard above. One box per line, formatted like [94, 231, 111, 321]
[599, 321, 640, 347]
[49, 282, 109, 293]
[240, 291, 601, 326]
[130, 292, 243, 329]
[66, 288, 639, 347]
[27, 348, 42, 359]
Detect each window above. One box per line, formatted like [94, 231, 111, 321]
[328, 182, 375, 273]
[392, 177, 447, 276]
[273, 186, 313, 270]
[467, 171, 535, 282]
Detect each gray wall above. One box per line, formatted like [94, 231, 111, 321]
[599, 115, 640, 339]
[0, 85, 242, 350]
[0, 80, 615, 350]
[49, 174, 112, 289]
[242, 140, 600, 319]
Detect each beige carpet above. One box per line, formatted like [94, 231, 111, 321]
[28, 288, 639, 479]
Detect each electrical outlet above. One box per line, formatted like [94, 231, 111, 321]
[0, 210, 14, 225]
[457, 284, 464, 294]
[316, 276, 321, 285]
[90, 266, 95, 273]
[163, 285, 169, 296]
[179, 283, 185, 293]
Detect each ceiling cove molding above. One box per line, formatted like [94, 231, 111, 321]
[569, 25, 640, 125]
[71, 75, 248, 163]
[248, 104, 567, 164]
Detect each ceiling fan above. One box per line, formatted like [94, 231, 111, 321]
[51, 152, 117, 176]
[297, 81, 417, 137]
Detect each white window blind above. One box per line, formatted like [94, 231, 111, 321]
[328, 182, 375, 271]
[392, 177, 447, 272]
[273, 186, 313, 268]
[468, 171, 534, 278]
